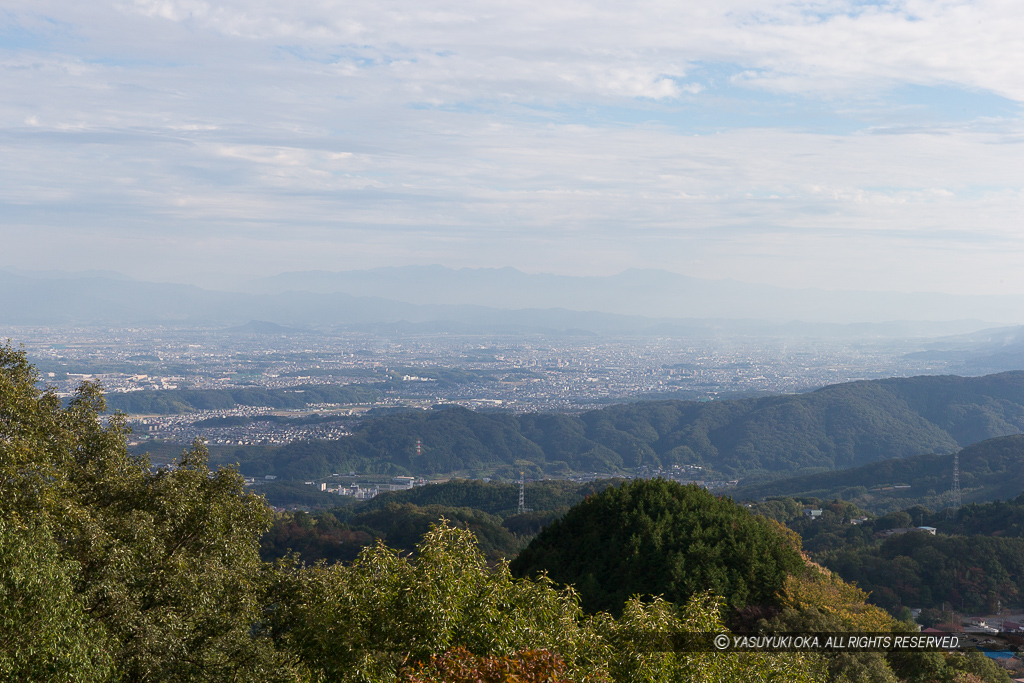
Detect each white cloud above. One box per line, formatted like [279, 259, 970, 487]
[90, 0, 1024, 102]
[0, 0, 1022, 294]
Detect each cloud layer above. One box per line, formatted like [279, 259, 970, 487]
[1, 0, 1022, 294]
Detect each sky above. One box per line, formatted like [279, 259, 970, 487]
[1, 0, 1022, 294]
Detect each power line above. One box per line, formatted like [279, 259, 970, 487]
[518, 471, 526, 515]
[950, 450, 962, 513]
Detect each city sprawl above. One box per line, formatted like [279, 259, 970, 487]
[6, 324, 962, 450]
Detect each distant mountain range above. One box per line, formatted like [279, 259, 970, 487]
[904, 326, 1024, 373]
[248, 266, 1024, 325]
[0, 268, 1012, 337]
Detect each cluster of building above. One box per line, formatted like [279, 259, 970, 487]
[633, 464, 739, 489]
[12, 323, 966, 416]
[298, 475, 431, 499]
[128, 410, 352, 446]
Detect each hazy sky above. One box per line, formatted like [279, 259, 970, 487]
[2, 0, 1022, 293]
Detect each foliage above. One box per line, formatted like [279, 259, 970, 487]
[950, 491, 1024, 537]
[0, 517, 113, 681]
[761, 565, 1013, 683]
[747, 498, 882, 556]
[511, 479, 806, 614]
[885, 650, 1011, 683]
[346, 502, 528, 562]
[736, 435, 1024, 513]
[593, 593, 827, 683]
[0, 342, 301, 682]
[940, 651, 1013, 683]
[260, 511, 378, 565]
[264, 502, 532, 565]
[823, 532, 1024, 613]
[401, 647, 571, 683]
[779, 564, 898, 633]
[749, 495, 1024, 614]
[267, 523, 608, 683]
[268, 521, 829, 683]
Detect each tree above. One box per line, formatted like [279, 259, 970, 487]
[0, 342, 300, 682]
[268, 520, 828, 683]
[510, 479, 806, 614]
[0, 517, 112, 681]
[267, 522, 605, 682]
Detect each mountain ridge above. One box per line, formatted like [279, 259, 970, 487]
[732, 434, 1024, 512]
[246, 265, 1024, 324]
[0, 269, 1005, 335]
[210, 371, 1024, 482]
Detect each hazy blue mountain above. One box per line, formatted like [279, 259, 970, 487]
[0, 266, 136, 280]
[905, 325, 1024, 373]
[0, 269, 1001, 337]
[248, 265, 1024, 325]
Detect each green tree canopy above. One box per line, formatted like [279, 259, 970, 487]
[510, 478, 806, 614]
[0, 342, 299, 681]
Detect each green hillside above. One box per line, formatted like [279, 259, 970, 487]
[827, 532, 1024, 614]
[747, 494, 1024, 614]
[510, 479, 806, 614]
[214, 372, 1024, 480]
[733, 434, 1024, 512]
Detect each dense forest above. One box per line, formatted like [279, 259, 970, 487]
[203, 372, 1024, 481]
[749, 494, 1024, 615]
[734, 435, 1024, 512]
[827, 533, 1024, 615]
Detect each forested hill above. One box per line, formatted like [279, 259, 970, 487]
[733, 434, 1024, 512]
[218, 371, 1024, 481]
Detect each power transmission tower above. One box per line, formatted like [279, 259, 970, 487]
[950, 450, 962, 513]
[518, 471, 526, 515]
